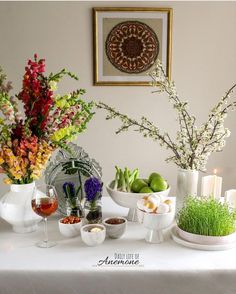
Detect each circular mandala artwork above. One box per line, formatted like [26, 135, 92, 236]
[105, 21, 159, 74]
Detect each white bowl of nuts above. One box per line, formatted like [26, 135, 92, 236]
[58, 216, 82, 238]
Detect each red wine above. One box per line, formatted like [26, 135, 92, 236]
[32, 198, 58, 217]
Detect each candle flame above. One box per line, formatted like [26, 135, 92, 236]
[213, 169, 217, 175]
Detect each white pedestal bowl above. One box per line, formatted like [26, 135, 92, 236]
[137, 197, 176, 243]
[106, 182, 171, 222]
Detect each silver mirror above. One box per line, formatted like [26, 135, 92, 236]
[45, 143, 102, 216]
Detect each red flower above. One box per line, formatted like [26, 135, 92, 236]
[18, 54, 53, 137]
[11, 121, 24, 141]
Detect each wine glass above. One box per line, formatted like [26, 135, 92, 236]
[31, 184, 58, 248]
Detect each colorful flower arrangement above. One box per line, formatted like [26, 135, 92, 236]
[0, 55, 94, 184]
[98, 60, 236, 171]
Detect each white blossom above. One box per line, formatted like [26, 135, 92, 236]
[97, 60, 236, 171]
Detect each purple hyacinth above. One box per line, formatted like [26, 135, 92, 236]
[63, 182, 76, 199]
[84, 177, 102, 202]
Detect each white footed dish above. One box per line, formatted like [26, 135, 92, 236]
[140, 209, 175, 243]
[137, 196, 176, 243]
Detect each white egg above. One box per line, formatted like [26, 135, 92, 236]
[148, 194, 161, 206]
[157, 203, 170, 214]
[144, 206, 154, 213]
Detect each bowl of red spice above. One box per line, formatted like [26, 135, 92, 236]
[102, 217, 127, 239]
[58, 216, 82, 238]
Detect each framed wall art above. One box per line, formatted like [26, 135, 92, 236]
[93, 7, 172, 86]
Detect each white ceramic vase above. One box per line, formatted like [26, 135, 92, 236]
[0, 182, 42, 233]
[176, 169, 199, 212]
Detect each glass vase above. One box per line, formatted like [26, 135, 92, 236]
[66, 197, 84, 218]
[84, 199, 102, 224]
[176, 169, 199, 212]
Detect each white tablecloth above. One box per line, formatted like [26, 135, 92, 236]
[0, 197, 236, 294]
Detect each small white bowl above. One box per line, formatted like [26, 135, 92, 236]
[103, 217, 127, 239]
[81, 224, 106, 246]
[176, 226, 236, 245]
[106, 181, 170, 222]
[58, 218, 82, 238]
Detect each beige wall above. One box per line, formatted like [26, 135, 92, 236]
[0, 1, 236, 196]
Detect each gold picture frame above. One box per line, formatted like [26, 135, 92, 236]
[93, 7, 172, 86]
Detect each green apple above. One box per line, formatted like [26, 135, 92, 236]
[150, 177, 168, 192]
[139, 186, 154, 193]
[148, 172, 162, 184]
[131, 179, 148, 193]
[142, 179, 149, 184]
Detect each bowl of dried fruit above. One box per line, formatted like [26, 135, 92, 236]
[58, 216, 82, 238]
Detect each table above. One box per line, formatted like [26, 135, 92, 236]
[0, 197, 236, 294]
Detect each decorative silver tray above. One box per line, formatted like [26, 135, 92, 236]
[45, 143, 102, 216]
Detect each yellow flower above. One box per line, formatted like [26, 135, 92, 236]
[9, 171, 22, 180]
[28, 151, 36, 165]
[49, 80, 58, 91]
[31, 170, 41, 180]
[55, 94, 72, 109]
[1, 146, 25, 181]
[29, 141, 53, 180]
[4, 178, 12, 184]
[20, 158, 28, 177]
[51, 125, 77, 142]
[0, 157, 4, 165]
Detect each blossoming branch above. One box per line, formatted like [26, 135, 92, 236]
[97, 60, 236, 171]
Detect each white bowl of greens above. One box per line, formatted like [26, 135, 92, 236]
[106, 183, 170, 222]
[176, 197, 236, 245]
[106, 167, 170, 222]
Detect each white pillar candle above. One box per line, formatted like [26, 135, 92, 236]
[201, 174, 222, 199]
[225, 189, 236, 208]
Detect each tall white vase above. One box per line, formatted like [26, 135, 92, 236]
[0, 182, 42, 233]
[176, 169, 199, 212]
